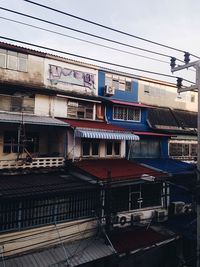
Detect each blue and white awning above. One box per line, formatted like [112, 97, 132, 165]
[75, 128, 139, 140]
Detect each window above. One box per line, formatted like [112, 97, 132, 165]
[3, 132, 39, 154]
[129, 139, 161, 158]
[111, 183, 162, 213]
[105, 74, 132, 92]
[106, 141, 120, 156]
[191, 94, 195, 103]
[67, 100, 94, 120]
[0, 49, 28, 72]
[169, 142, 197, 159]
[82, 139, 99, 157]
[0, 94, 35, 114]
[113, 105, 140, 121]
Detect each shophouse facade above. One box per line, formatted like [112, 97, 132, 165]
[0, 42, 195, 266]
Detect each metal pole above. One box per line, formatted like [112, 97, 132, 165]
[196, 63, 200, 267]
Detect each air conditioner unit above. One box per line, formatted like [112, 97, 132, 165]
[170, 201, 185, 215]
[105, 85, 115, 96]
[154, 209, 168, 222]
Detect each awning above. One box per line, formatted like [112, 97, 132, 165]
[110, 99, 149, 108]
[0, 113, 69, 127]
[133, 131, 172, 137]
[75, 128, 139, 140]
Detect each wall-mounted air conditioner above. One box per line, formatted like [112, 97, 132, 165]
[105, 85, 115, 96]
[154, 209, 168, 222]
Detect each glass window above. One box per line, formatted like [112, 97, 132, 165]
[67, 100, 93, 120]
[106, 142, 112, 155]
[3, 131, 39, 154]
[125, 80, 132, 92]
[82, 141, 90, 156]
[82, 140, 99, 157]
[106, 141, 121, 156]
[92, 142, 99, 155]
[114, 142, 120, 155]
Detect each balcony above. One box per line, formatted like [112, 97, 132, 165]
[0, 157, 65, 170]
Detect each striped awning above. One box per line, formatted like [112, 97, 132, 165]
[75, 128, 139, 140]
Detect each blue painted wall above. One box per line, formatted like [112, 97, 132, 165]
[98, 71, 138, 102]
[98, 69, 169, 158]
[105, 103, 149, 132]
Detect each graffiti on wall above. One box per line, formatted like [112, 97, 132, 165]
[48, 64, 96, 90]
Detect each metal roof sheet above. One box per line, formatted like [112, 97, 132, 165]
[109, 226, 176, 254]
[73, 159, 167, 182]
[134, 158, 196, 176]
[60, 118, 133, 131]
[0, 113, 69, 127]
[0, 172, 95, 199]
[0, 237, 115, 267]
[110, 99, 149, 108]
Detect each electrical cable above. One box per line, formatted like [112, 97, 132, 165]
[0, 16, 170, 65]
[0, 7, 182, 61]
[24, 0, 198, 58]
[0, 35, 194, 84]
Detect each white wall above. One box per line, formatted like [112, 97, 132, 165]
[44, 58, 98, 96]
[0, 54, 44, 86]
[35, 94, 50, 116]
[67, 131, 126, 160]
[138, 80, 198, 112]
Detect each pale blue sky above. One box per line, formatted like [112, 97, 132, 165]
[0, 0, 200, 84]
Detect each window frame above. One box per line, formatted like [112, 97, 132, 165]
[81, 139, 100, 157]
[0, 50, 28, 72]
[113, 105, 141, 122]
[105, 141, 121, 157]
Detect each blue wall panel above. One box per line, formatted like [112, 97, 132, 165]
[98, 71, 138, 102]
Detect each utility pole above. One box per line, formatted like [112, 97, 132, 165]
[171, 57, 200, 267]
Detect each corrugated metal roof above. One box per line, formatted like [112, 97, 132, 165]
[134, 158, 196, 176]
[148, 107, 197, 134]
[73, 159, 167, 181]
[0, 113, 69, 127]
[0, 237, 115, 267]
[110, 99, 149, 108]
[109, 226, 176, 254]
[133, 131, 172, 137]
[148, 107, 179, 130]
[60, 118, 133, 131]
[0, 172, 95, 199]
[173, 109, 197, 129]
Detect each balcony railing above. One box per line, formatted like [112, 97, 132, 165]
[0, 157, 65, 170]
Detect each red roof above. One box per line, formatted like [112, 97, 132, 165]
[74, 159, 166, 181]
[133, 131, 172, 137]
[60, 119, 130, 132]
[109, 227, 174, 254]
[110, 99, 149, 108]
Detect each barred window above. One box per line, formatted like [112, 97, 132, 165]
[113, 105, 140, 121]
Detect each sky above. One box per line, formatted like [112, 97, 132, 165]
[0, 0, 200, 85]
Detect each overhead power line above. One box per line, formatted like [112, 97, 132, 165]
[0, 35, 191, 83]
[0, 7, 183, 61]
[24, 0, 194, 57]
[0, 16, 169, 65]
